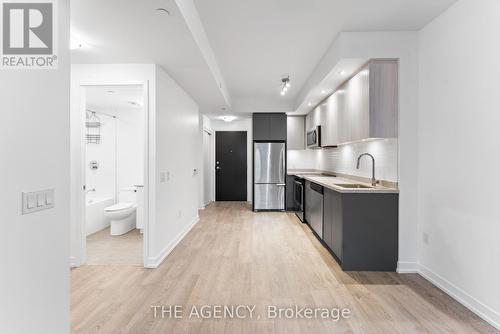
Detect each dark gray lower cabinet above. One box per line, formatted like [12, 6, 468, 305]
[323, 188, 398, 271]
[323, 189, 343, 260]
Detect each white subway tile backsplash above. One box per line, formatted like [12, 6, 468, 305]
[287, 139, 398, 182]
[287, 149, 320, 170]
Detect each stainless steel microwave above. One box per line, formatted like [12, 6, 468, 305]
[307, 126, 321, 149]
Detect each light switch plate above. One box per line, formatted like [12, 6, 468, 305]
[22, 189, 55, 214]
[160, 171, 170, 183]
[37, 193, 45, 207]
[27, 193, 36, 209]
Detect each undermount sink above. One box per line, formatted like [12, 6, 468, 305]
[335, 183, 373, 189]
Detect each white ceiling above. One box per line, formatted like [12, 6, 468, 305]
[194, 0, 456, 114]
[85, 85, 144, 112]
[72, 0, 457, 116]
[71, 0, 228, 113]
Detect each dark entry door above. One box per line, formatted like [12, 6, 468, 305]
[216, 131, 247, 201]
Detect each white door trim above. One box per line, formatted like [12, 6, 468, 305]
[202, 128, 215, 206]
[71, 81, 150, 268]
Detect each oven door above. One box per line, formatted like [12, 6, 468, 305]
[294, 180, 303, 210]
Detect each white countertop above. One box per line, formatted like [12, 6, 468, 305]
[288, 172, 399, 194]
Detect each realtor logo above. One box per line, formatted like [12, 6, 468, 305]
[1, 0, 58, 69]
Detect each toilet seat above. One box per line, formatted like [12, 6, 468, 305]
[105, 202, 134, 212]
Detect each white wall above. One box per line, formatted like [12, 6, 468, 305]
[0, 1, 70, 333]
[418, 0, 500, 328]
[71, 64, 155, 266]
[202, 129, 214, 206]
[149, 64, 201, 267]
[116, 107, 144, 192]
[203, 117, 253, 202]
[72, 64, 201, 268]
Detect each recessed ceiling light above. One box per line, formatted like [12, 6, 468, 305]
[321, 90, 327, 94]
[308, 102, 313, 107]
[156, 8, 170, 15]
[220, 115, 237, 122]
[340, 71, 347, 76]
[69, 36, 85, 50]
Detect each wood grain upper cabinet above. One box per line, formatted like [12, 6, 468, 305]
[305, 106, 322, 147]
[368, 60, 398, 138]
[311, 59, 398, 146]
[287, 116, 305, 150]
[306, 106, 322, 130]
[253, 113, 287, 141]
[322, 90, 346, 146]
[346, 68, 370, 142]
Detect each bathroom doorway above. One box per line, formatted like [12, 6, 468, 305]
[80, 84, 147, 266]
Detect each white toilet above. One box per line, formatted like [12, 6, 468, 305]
[104, 187, 137, 236]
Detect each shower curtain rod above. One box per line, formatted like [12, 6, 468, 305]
[86, 109, 117, 119]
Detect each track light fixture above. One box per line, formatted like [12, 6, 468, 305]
[280, 76, 291, 96]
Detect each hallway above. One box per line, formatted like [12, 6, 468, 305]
[71, 202, 496, 333]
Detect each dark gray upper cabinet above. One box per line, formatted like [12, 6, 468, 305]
[253, 113, 287, 141]
[253, 113, 270, 141]
[269, 113, 287, 140]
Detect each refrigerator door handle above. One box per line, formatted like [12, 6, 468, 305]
[281, 147, 286, 181]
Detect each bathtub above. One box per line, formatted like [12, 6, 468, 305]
[86, 197, 115, 236]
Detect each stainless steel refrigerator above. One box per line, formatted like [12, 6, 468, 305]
[254, 142, 286, 210]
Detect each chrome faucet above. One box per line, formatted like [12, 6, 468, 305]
[85, 188, 96, 194]
[356, 153, 377, 186]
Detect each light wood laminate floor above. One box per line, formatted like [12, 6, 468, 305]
[71, 202, 498, 333]
[86, 227, 142, 265]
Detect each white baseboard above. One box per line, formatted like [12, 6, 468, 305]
[144, 215, 200, 269]
[69, 256, 79, 268]
[417, 264, 500, 331]
[397, 261, 418, 273]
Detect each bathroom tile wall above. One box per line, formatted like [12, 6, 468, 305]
[287, 138, 398, 182]
[85, 107, 144, 202]
[86, 115, 116, 200]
